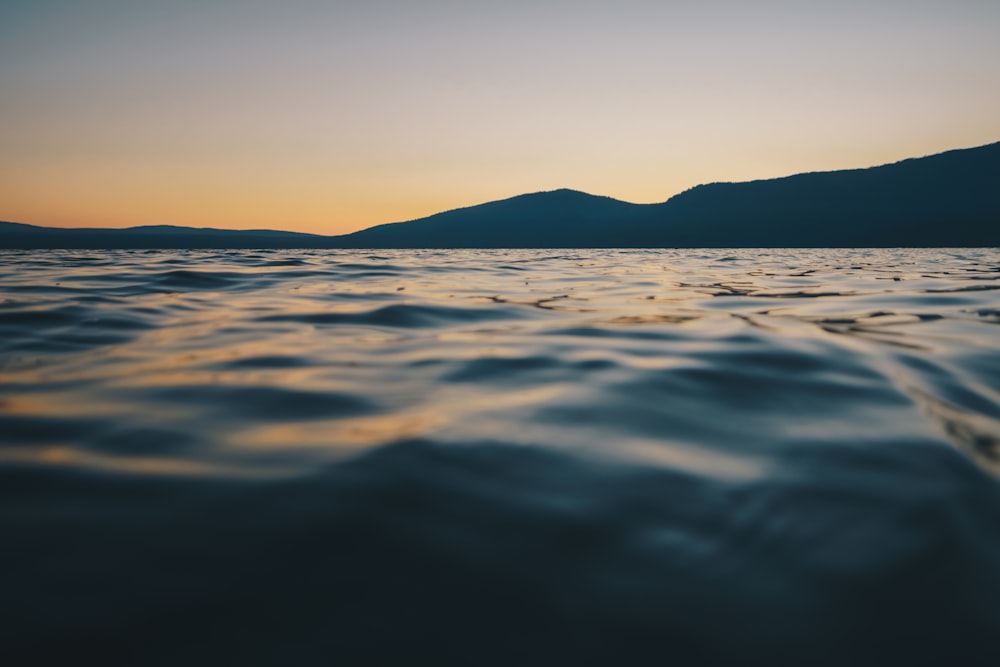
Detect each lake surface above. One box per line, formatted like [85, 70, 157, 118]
[2, 248, 1000, 665]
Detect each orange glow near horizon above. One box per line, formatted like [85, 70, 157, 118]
[5, 131, 997, 236]
[2, 2, 999, 236]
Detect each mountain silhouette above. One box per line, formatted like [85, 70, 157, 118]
[640, 141, 1000, 247]
[2, 141, 998, 248]
[0, 222, 323, 250]
[333, 189, 649, 248]
[335, 141, 1000, 248]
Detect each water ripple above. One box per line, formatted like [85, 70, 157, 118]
[2, 248, 1000, 665]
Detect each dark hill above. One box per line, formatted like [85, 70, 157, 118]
[334, 189, 651, 248]
[641, 142, 1000, 247]
[335, 142, 1000, 248]
[0, 221, 324, 249]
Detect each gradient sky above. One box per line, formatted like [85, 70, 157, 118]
[2, 1, 998, 235]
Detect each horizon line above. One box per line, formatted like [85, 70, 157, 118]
[4, 138, 997, 237]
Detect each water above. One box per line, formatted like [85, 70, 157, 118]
[2, 248, 1000, 665]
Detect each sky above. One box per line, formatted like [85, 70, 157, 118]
[1, 1, 998, 235]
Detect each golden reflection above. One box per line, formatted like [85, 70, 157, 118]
[338, 412, 447, 446]
[0, 446, 267, 478]
[236, 411, 447, 451]
[913, 389, 1000, 476]
[232, 386, 566, 453]
[604, 314, 701, 326]
[434, 326, 513, 341]
[617, 439, 767, 481]
[0, 392, 121, 418]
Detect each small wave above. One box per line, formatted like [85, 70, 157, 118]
[149, 385, 376, 421]
[154, 269, 248, 290]
[259, 303, 526, 328]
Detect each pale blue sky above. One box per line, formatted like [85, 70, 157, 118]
[2, 1, 998, 233]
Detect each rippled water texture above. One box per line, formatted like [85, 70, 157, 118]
[2, 248, 1000, 665]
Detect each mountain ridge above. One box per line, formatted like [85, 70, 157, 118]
[2, 141, 998, 248]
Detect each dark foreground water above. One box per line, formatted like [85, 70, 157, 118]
[2, 248, 1000, 665]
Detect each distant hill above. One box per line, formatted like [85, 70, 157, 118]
[335, 141, 1000, 248]
[333, 189, 652, 248]
[2, 141, 998, 248]
[640, 141, 1000, 247]
[0, 222, 324, 250]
